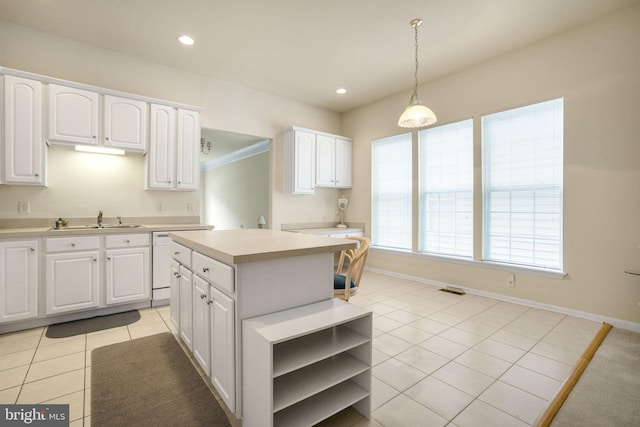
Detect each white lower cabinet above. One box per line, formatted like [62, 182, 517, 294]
[170, 259, 180, 330]
[178, 265, 193, 350]
[0, 239, 39, 323]
[192, 274, 211, 376]
[45, 234, 152, 316]
[243, 299, 372, 427]
[170, 245, 236, 414]
[105, 247, 150, 305]
[209, 286, 235, 412]
[45, 250, 100, 315]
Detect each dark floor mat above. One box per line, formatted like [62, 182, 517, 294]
[45, 310, 141, 338]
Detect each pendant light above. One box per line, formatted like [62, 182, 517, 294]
[398, 18, 437, 128]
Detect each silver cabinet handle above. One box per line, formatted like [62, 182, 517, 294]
[107, 257, 111, 261]
[34, 173, 39, 177]
[30, 247, 35, 252]
[93, 258, 97, 262]
[202, 267, 209, 273]
[174, 251, 180, 255]
[71, 243, 76, 247]
[125, 240, 130, 243]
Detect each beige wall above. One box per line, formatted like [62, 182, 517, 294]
[343, 5, 640, 325]
[201, 152, 269, 230]
[0, 20, 343, 223]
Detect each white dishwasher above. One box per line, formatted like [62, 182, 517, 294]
[152, 232, 171, 306]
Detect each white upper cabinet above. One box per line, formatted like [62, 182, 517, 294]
[316, 135, 352, 188]
[103, 95, 148, 152]
[2, 75, 45, 185]
[147, 104, 176, 189]
[146, 104, 199, 191]
[335, 137, 352, 188]
[285, 126, 352, 194]
[283, 127, 316, 195]
[176, 108, 200, 190]
[48, 84, 99, 145]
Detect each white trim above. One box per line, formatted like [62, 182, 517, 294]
[371, 246, 567, 280]
[364, 266, 640, 332]
[200, 139, 270, 171]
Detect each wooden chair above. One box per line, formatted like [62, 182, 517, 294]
[333, 236, 370, 301]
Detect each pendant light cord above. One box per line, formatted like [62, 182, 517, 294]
[409, 19, 422, 105]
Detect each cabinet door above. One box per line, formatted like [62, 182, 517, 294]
[103, 95, 148, 152]
[2, 76, 44, 185]
[105, 246, 150, 305]
[210, 286, 235, 412]
[178, 265, 193, 350]
[45, 251, 99, 315]
[48, 84, 99, 145]
[147, 104, 176, 189]
[335, 138, 352, 188]
[192, 275, 211, 376]
[293, 130, 316, 194]
[170, 259, 180, 330]
[0, 240, 38, 323]
[315, 134, 335, 187]
[176, 109, 200, 190]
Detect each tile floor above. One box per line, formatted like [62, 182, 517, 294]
[0, 271, 602, 427]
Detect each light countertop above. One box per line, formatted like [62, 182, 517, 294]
[169, 229, 357, 265]
[0, 223, 213, 239]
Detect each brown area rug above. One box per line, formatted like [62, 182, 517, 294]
[92, 332, 230, 427]
[46, 310, 140, 338]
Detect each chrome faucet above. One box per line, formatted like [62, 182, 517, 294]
[97, 210, 103, 228]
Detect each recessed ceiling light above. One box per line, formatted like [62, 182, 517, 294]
[336, 88, 347, 94]
[178, 35, 194, 46]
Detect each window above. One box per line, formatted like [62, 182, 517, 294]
[371, 134, 412, 250]
[418, 119, 473, 257]
[482, 98, 563, 270]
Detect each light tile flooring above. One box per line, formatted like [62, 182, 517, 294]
[0, 271, 602, 427]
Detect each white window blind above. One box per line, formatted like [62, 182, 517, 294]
[371, 134, 412, 250]
[419, 119, 473, 258]
[482, 98, 563, 270]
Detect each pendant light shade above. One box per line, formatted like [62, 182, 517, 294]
[398, 18, 437, 128]
[398, 101, 437, 128]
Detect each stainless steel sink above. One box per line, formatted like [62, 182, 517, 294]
[103, 224, 144, 229]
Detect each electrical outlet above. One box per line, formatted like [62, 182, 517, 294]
[187, 202, 194, 213]
[156, 203, 163, 213]
[18, 201, 30, 214]
[507, 273, 516, 287]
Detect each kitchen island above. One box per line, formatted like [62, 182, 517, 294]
[167, 229, 364, 421]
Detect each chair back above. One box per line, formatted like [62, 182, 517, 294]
[335, 236, 370, 300]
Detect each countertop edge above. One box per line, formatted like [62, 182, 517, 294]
[0, 224, 214, 239]
[169, 230, 357, 265]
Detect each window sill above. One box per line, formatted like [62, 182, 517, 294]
[371, 246, 567, 280]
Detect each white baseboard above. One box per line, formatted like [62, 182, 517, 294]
[365, 267, 640, 333]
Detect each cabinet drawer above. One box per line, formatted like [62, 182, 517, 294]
[46, 236, 100, 253]
[192, 252, 235, 294]
[105, 233, 150, 248]
[171, 241, 192, 267]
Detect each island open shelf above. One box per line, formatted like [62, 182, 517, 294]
[243, 299, 372, 427]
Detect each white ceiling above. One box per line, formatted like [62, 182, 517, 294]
[1, 0, 637, 113]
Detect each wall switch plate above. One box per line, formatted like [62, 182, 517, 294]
[156, 203, 163, 213]
[187, 202, 194, 213]
[18, 201, 30, 214]
[507, 273, 516, 287]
